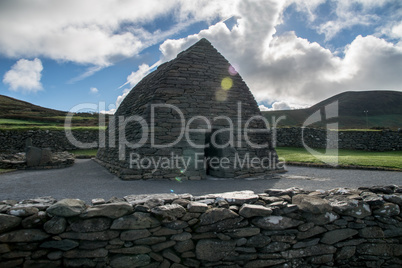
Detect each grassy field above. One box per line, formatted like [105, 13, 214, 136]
[69, 149, 98, 157]
[276, 147, 402, 170]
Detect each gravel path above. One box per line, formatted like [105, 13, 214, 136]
[0, 159, 400, 203]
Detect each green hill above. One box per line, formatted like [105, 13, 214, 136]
[262, 91, 402, 129]
[0, 95, 100, 127]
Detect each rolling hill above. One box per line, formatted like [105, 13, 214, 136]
[0, 95, 100, 127]
[262, 91, 402, 129]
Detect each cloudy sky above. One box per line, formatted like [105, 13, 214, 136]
[1, 0, 401, 113]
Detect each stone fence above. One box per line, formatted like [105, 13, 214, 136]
[1, 186, 401, 267]
[275, 128, 402, 151]
[0, 128, 401, 153]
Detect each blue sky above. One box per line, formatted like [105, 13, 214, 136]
[0, 0, 401, 113]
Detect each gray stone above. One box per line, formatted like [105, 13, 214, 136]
[134, 236, 166, 245]
[227, 227, 260, 238]
[246, 234, 272, 247]
[80, 202, 133, 219]
[171, 232, 192, 241]
[265, 188, 301, 197]
[281, 244, 337, 259]
[0, 229, 49, 242]
[0, 214, 21, 233]
[373, 203, 400, 216]
[79, 240, 108, 250]
[198, 208, 238, 225]
[47, 199, 86, 217]
[292, 194, 332, 214]
[297, 226, 327, 239]
[195, 217, 246, 233]
[252, 216, 302, 230]
[151, 204, 186, 221]
[8, 206, 39, 217]
[187, 202, 208, 213]
[40, 239, 79, 251]
[174, 239, 195, 253]
[60, 230, 119, 241]
[110, 254, 151, 268]
[120, 229, 151, 241]
[163, 249, 181, 263]
[109, 246, 151, 254]
[197, 191, 259, 205]
[321, 228, 359, 244]
[335, 246, 356, 260]
[152, 227, 180, 236]
[111, 212, 160, 229]
[63, 258, 96, 267]
[196, 239, 236, 261]
[63, 248, 108, 258]
[261, 242, 291, 253]
[356, 243, 395, 256]
[239, 204, 272, 218]
[69, 217, 111, 232]
[43, 216, 67, 234]
[359, 226, 384, 238]
[303, 211, 339, 225]
[151, 240, 176, 252]
[293, 238, 320, 249]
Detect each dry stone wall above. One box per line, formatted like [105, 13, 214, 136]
[1, 186, 401, 267]
[276, 128, 402, 151]
[0, 130, 99, 153]
[1, 128, 401, 154]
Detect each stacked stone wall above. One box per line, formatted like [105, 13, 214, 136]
[1, 187, 401, 267]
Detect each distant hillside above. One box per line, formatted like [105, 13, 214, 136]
[0, 95, 99, 126]
[262, 91, 402, 129]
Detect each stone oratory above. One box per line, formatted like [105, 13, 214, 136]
[97, 38, 282, 180]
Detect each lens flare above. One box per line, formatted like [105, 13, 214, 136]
[228, 65, 237, 76]
[221, 77, 233, 90]
[215, 89, 227, 101]
[175, 177, 183, 183]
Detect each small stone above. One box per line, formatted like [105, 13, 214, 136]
[40, 239, 79, 251]
[260, 242, 291, 253]
[91, 198, 105, 205]
[227, 227, 260, 238]
[171, 232, 192, 241]
[163, 249, 181, 263]
[151, 240, 176, 252]
[21, 211, 47, 228]
[43, 216, 67, 234]
[187, 202, 208, 213]
[281, 244, 336, 259]
[80, 202, 133, 219]
[174, 239, 194, 253]
[244, 259, 286, 268]
[246, 234, 271, 248]
[151, 204, 186, 221]
[239, 204, 272, 218]
[335, 246, 356, 260]
[120, 229, 151, 241]
[0, 214, 21, 233]
[297, 226, 326, 240]
[60, 230, 119, 241]
[198, 208, 238, 225]
[47, 199, 86, 217]
[109, 246, 151, 254]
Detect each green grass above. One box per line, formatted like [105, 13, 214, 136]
[276, 147, 402, 170]
[69, 149, 98, 157]
[0, 119, 49, 125]
[0, 168, 15, 174]
[0, 126, 106, 131]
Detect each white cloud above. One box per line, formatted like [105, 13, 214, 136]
[156, 0, 402, 107]
[89, 87, 99, 94]
[258, 105, 270, 111]
[3, 58, 43, 93]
